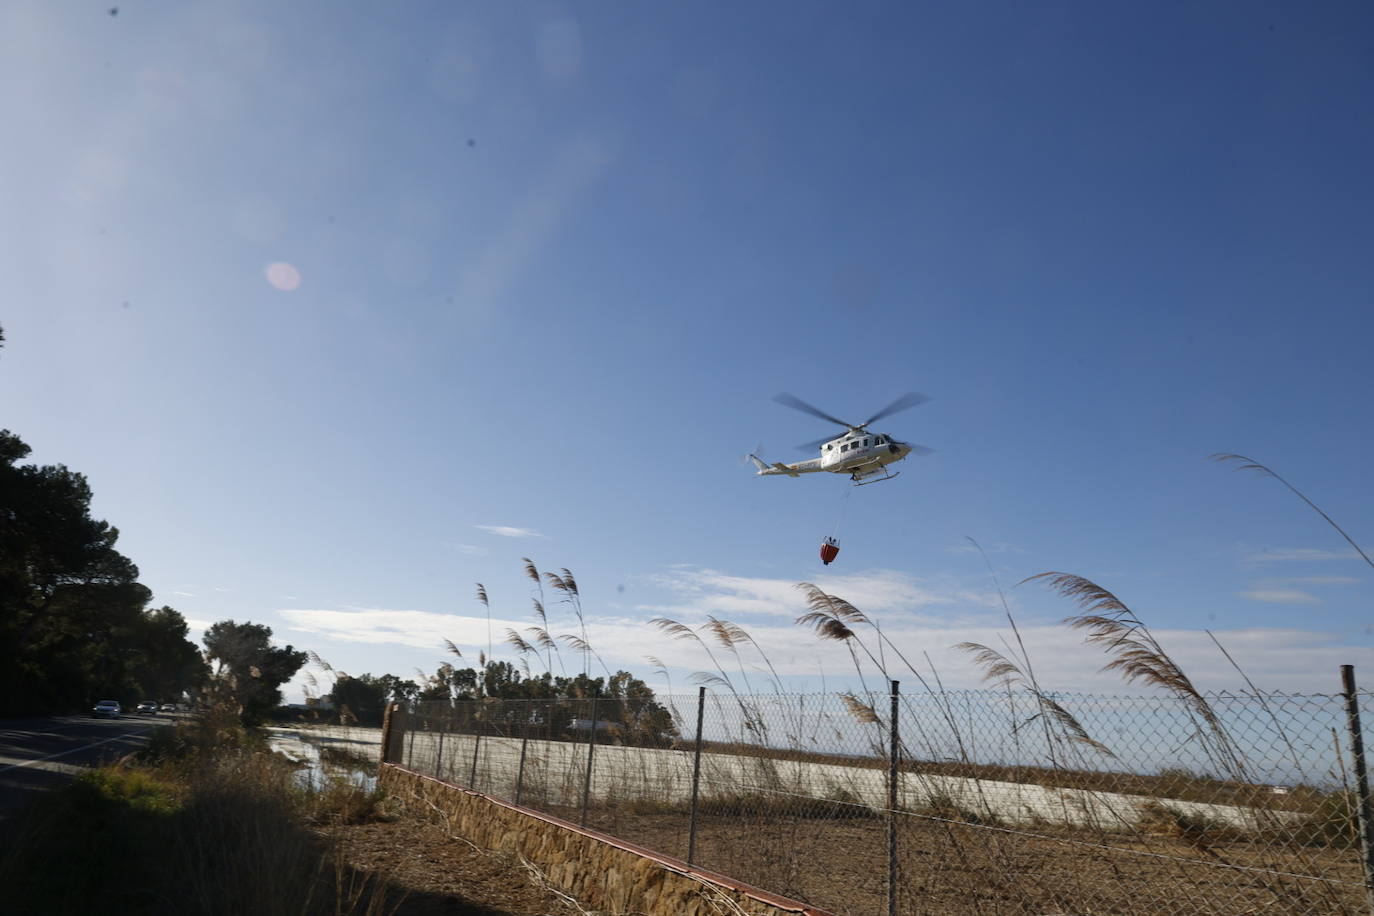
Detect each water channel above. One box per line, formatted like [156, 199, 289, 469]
[264, 726, 378, 791]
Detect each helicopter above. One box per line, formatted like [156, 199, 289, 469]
[748, 392, 933, 486]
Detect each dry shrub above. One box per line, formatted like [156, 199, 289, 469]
[916, 792, 1003, 828]
[1136, 801, 1244, 845]
[1, 711, 397, 916]
[698, 788, 880, 820]
[308, 777, 389, 826]
[319, 744, 380, 772]
[1289, 792, 1362, 849]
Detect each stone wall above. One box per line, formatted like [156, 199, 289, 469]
[379, 763, 837, 916]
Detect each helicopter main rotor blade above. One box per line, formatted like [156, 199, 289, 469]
[899, 442, 935, 456]
[859, 392, 929, 428]
[772, 392, 853, 429]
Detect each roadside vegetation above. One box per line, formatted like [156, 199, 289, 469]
[0, 704, 404, 916]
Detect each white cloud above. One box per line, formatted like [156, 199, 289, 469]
[172, 590, 197, 597]
[454, 544, 488, 556]
[474, 525, 545, 539]
[274, 598, 1371, 699]
[274, 568, 1372, 701]
[1239, 589, 1321, 605]
[1270, 576, 1360, 586]
[1238, 577, 1359, 604]
[599, 568, 1369, 696]
[280, 607, 515, 653]
[640, 567, 1001, 621]
[1243, 547, 1361, 564]
[582, 613, 1372, 697]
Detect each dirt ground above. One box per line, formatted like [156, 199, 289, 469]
[326, 797, 1368, 916]
[332, 816, 586, 916]
[577, 807, 1369, 916]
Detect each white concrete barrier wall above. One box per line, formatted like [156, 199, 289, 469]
[283, 722, 1290, 829]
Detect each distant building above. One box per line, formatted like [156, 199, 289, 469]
[566, 718, 618, 735]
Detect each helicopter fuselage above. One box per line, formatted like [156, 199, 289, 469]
[819, 431, 911, 472]
[750, 430, 912, 478]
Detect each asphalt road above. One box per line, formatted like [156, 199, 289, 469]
[0, 713, 166, 823]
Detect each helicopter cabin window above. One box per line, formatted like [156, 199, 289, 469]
[863, 438, 869, 446]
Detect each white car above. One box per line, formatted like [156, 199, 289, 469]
[92, 700, 122, 718]
[160, 703, 177, 712]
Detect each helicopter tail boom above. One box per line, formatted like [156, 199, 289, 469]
[749, 453, 802, 477]
[748, 454, 818, 477]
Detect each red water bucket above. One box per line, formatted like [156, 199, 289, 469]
[820, 540, 840, 565]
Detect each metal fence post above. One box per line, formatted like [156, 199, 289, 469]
[515, 698, 532, 806]
[688, 686, 706, 865]
[581, 686, 599, 827]
[1340, 665, 1374, 914]
[468, 704, 483, 789]
[435, 710, 447, 779]
[380, 702, 399, 765]
[888, 680, 901, 916]
[407, 711, 416, 768]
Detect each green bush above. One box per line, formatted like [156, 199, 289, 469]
[0, 767, 178, 913]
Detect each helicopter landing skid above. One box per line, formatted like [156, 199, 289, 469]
[851, 468, 900, 487]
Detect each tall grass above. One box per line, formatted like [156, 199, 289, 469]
[410, 458, 1371, 914]
[612, 457, 1372, 914]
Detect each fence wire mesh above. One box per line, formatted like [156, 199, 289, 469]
[391, 686, 1374, 916]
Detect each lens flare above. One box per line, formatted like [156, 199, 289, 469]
[265, 261, 302, 291]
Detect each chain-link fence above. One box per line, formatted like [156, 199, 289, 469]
[389, 675, 1374, 916]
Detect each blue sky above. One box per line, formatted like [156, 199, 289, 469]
[4, 1, 1373, 702]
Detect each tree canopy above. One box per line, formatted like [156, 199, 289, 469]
[203, 620, 307, 724]
[325, 673, 396, 726]
[410, 661, 678, 746]
[0, 430, 207, 713]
